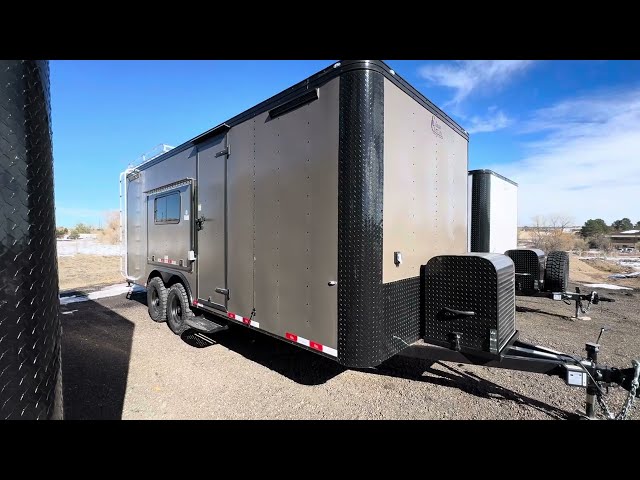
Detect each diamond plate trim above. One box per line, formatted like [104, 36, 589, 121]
[0, 60, 63, 420]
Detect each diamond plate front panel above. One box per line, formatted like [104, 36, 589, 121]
[422, 254, 515, 354]
[505, 248, 545, 292]
[0, 61, 63, 419]
[337, 69, 385, 368]
[382, 277, 420, 359]
[470, 172, 490, 252]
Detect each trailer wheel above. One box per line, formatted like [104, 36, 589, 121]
[147, 277, 168, 323]
[544, 251, 569, 292]
[166, 283, 193, 335]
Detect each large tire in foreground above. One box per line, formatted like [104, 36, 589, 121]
[166, 283, 193, 335]
[147, 277, 168, 322]
[544, 251, 569, 292]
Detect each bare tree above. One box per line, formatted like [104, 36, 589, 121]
[529, 214, 575, 252]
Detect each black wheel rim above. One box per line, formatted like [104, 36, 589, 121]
[150, 287, 160, 315]
[170, 295, 182, 323]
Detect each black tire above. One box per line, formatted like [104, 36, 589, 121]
[147, 277, 168, 322]
[166, 283, 193, 335]
[544, 251, 569, 292]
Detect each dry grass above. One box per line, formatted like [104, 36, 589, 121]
[58, 255, 122, 291]
[98, 211, 120, 245]
[581, 258, 632, 274]
[569, 254, 640, 289]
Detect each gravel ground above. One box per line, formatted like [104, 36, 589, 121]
[59, 281, 640, 420]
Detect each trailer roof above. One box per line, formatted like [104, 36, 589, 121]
[134, 60, 469, 172]
[468, 169, 518, 187]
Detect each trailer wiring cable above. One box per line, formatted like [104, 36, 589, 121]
[559, 352, 639, 420]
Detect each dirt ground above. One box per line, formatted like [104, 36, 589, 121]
[569, 254, 640, 289]
[58, 255, 122, 291]
[58, 258, 640, 420]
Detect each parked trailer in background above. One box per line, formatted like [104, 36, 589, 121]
[122, 60, 639, 419]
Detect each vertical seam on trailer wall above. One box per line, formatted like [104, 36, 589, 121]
[337, 69, 385, 368]
[305, 104, 312, 324]
[224, 136, 229, 307]
[252, 118, 256, 310]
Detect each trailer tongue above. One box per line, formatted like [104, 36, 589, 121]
[401, 253, 639, 419]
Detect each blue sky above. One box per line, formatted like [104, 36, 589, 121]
[51, 60, 640, 227]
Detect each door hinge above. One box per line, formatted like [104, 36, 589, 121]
[215, 146, 230, 158]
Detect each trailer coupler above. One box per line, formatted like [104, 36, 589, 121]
[398, 333, 639, 419]
[517, 286, 614, 320]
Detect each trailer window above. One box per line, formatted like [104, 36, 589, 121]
[154, 192, 181, 224]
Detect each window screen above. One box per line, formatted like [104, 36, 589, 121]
[154, 192, 181, 224]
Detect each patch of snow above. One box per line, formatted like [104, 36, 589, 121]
[60, 283, 145, 305]
[57, 239, 122, 257]
[581, 283, 633, 291]
[609, 271, 640, 279]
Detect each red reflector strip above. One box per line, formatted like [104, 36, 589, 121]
[285, 332, 337, 357]
[227, 312, 259, 329]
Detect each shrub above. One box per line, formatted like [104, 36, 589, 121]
[98, 211, 120, 245]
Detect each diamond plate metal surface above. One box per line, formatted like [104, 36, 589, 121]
[422, 253, 515, 354]
[470, 171, 490, 252]
[337, 69, 385, 368]
[505, 248, 545, 292]
[382, 277, 420, 359]
[0, 60, 63, 420]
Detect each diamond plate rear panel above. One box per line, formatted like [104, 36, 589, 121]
[422, 253, 515, 354]
[505, 248, 545, 292]
[0, 61, 63, 419]
[337, 69, 385, 368]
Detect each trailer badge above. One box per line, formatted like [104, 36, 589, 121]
[431, 115, 443, 138]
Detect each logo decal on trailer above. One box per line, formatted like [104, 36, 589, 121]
[431, 115, 443, 139]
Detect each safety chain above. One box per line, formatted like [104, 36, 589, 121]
[596, 359, 640, 420]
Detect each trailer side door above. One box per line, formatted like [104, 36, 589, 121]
[196, 134, 227, 309]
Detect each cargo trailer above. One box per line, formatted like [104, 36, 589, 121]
[121, 60, 639, 419]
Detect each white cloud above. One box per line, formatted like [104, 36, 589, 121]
[418, 60, 534, 104]
[466, 107, 511, 134]
[485, 87, 640, 225]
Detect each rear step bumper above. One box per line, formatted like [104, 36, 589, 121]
[184, 316, 228, 334]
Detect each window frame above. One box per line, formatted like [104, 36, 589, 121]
[154, 191, 181, 225]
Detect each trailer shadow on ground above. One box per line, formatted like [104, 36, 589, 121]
[60, 299, 134, 420]
[127, 291, 346, 386]
[372, 356, 575, 420]
[127, 291, 576, 418]
[515, 304, 573, 321]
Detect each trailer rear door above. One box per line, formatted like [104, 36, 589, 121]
[196, 134, 227, 309]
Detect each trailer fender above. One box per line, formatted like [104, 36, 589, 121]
[147, 269, 194, 306]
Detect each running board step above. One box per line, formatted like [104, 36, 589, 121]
[184, 316, 228, 334]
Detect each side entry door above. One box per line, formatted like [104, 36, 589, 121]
[196, 134, 228, 310]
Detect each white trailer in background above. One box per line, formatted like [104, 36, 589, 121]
[467, 169, 518, 254]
